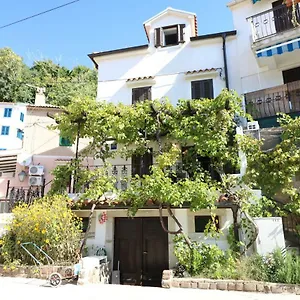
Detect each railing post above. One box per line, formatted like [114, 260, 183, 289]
[41, 178, 46, 197]
[249, 16, 257, 43]
[6, 180, 10, 198]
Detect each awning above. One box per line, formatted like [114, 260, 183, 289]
[256, 37, 300, 58]
[253, 0, 261, 3]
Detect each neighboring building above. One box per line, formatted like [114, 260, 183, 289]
[0, 94, 90, 206]
[0, 103, 26, 151]
[85, 7, 257, 286]
[228, 0, 300, 129]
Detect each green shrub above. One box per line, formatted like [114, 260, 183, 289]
[0, 195, 82, 265]
[174, 235, 237, 278]
[174, 235, 300, 284]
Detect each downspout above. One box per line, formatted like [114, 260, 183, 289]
[222, 33, 230, 90]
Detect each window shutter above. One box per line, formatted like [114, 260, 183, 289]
[178, 24, 185, 43]
[154, 28, 161, 47]
[191, 80, 214, 99]
[132, 154, 142, 176]
[147, 87, 152, 101]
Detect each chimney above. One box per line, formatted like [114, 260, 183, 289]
[35, 87, 46, 106]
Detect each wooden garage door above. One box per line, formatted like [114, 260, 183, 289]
[114, 217, 169, 286]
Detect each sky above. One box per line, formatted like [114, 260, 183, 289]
[0, 0, 234, 69]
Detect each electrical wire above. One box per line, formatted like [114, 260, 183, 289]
[0, 0, 81, 30]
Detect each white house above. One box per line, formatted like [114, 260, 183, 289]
[85, 7, 248, 287]
[228, 0, 300, 128]
[0, 103, 26, 152]
[89, 7, 240, 105]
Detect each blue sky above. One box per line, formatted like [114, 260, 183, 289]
[0, 0, 233, 68]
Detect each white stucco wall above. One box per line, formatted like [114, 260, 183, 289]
[229, 0, 300, 94]
[74, 208, 233, 270]
[94, 13, 239, 105]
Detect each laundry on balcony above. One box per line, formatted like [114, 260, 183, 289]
[256, 37, 300, 57]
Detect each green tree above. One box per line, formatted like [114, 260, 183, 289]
[0, 48, 33, 103]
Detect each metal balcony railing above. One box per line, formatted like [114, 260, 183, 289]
[248, 4, 300, 42]
[245, 80, 300, 119]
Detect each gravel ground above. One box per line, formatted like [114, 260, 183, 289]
[0, 277, 299, 300]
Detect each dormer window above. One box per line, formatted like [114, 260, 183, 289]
[155, 24, 185, 47]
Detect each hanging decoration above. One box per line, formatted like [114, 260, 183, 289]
[98, 212, 108, 224]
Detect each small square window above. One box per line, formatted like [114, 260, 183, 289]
[81, 217, 90, 233]
[1, 126, 10, 135]
[17, 129, 24, 140]
[20, 112, 24, 122]
[59, 136, 72, 147]
[110, 143, 117, 150]
[4, 108, 12, 118]
[194, 216, 220, 233]
[0, 148, 6, 151]
[163, 26, 178, 46]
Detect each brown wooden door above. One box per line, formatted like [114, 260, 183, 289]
[114, 217, 168, 286]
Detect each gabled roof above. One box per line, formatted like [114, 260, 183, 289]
[143, 7, 198, 40]
[143, 7, 196, 25]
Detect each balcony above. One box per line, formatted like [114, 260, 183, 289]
[245, 80, 300, 122]
[0, 181, 45, 213]
[248, 4, 300, 43]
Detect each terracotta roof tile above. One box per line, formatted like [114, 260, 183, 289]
[126, 76, 154, 82]
[185, 68, 220, 75]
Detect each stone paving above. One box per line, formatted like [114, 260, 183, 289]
[0, 277, 299, 300]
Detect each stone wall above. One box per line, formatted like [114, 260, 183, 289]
[0, 265, 72, 279]
[162, 270, 300, 295]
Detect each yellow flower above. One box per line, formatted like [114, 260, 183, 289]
[45, 239, 50, 244]
[41, 229, 46, 234]
[17, 241, 21, 244]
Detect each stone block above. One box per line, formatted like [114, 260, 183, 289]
[271, 285, 283, 294]
[198, 282, 210, 289]
[191, 281, 198, 289]
[180, 280, 191, 288]
[236, 281, 244, 291]
[244, 282, 257, 292]
[228, 282, 236, 291]
[209, 282, 217, 290]
[296, 286, 300, 295]
[282, 284, 296, 294]
[162, 270, 173, 280]
[217, 281, 228, 291]
[264, 284, 272, 293]
[256, 283, 265, 293]
[172, 280, 180, 288]
[161, 280, 171, 289]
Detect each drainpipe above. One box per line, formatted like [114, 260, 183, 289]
[222, 33, 230, 90]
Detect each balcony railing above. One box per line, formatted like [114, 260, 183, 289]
[245, 80, 300, 119]
[5, 185, 44, 212]
[248, 4, 300, 42]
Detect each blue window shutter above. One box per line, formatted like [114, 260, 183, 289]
[17, 129, 24, 140]
[1, 126, 10, 135]
[20, 112, 24, 122]
[4, 108, 12, 118]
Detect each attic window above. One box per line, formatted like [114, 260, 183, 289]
[164, 26, 178, 46]
[155, 24, 185, 47]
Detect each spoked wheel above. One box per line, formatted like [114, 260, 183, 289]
[49, 272, 62, 287]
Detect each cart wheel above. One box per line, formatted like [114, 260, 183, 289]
[49, 272, 62, 287]
[65, 267, 73, 278]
